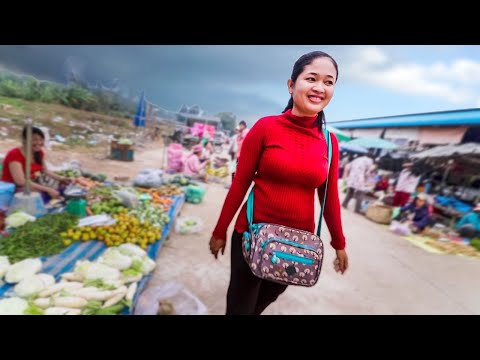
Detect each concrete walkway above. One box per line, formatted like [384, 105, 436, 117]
[148, 183, 480, 315]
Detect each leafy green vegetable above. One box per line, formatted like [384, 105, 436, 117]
[84, 279, 116, 290]
[0, 213, 78, 263]
[24, 301, 45, 315]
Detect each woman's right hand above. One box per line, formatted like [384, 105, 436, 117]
[209, 236, 226, 259]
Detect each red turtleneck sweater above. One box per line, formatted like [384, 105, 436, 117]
[212, 110, 346, 250]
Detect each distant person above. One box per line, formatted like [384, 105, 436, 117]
[209, 50, 348, 315]
[235, 120, 249, 160]
[395, 193, 430, 234]
[200, 138, 214, 161]
[342, 150, 375, 213]
[231, 121, 249, 182]
[393, 162, 421, 207]
[183, 144, 210, 182]
[1, 126, 71, 203]
[455, 203, 480, 239]
[374, 175, 390, 192]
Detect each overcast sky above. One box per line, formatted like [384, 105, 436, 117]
[1, 45, 480, 125]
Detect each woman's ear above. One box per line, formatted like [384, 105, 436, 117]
[287, 79, 294, 95]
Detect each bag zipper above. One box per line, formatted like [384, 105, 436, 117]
[272, 251, 315, 265]
[262, 237, 318, 253]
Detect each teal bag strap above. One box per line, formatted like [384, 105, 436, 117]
[317, 129, 332, 236]
[246, 129, 332, 235]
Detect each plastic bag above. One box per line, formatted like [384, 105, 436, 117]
[113, 189, 139, 208]
[134, 281, 208, 315]
[175, 216, 204, 235]
[133, 169, 164, 188]
[389, 220, 411, 236]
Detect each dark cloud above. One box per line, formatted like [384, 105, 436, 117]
[0, 45, 332, 121]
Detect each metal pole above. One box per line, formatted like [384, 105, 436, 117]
[25, 118, 33, 195]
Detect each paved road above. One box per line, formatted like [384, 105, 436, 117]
[149, 183, 480, 315]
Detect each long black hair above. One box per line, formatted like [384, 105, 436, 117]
[283, 51, 339, 132]
[22, 125, 45, 165]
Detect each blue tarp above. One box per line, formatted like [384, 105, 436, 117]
[133, 91, 146, 128]
[0, 194, 185, 315]
[434, 195, 472, 214]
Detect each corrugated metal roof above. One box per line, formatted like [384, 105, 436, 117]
[411, 142, 480, 159]
[330, 108, 480, 129]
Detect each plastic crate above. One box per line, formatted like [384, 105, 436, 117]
[0, 181, 16, 212]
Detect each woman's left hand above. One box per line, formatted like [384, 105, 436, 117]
[333, 249, 348, 274]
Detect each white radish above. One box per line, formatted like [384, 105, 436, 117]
[121, 274, 142, 284]
[74, 290, 117, 302]
[37, 274, 55, 287]
[102, 293, 125, 308]
[61, 272, 83, 282]
[53, 297, 88, 309]
[69, 287, 99, 296]
[125, 282, 137, 302]
[33, 298, 53, 309]
[38, 282, 83, 298]
[44, 307, 82, 315]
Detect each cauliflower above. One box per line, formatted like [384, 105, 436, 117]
[5, 258, 42, 284]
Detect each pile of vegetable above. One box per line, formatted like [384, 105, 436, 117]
[0, 244, 156, 315]
[0, 213, 78, 263]
[129, 202, 170, 229]
[63, 209, 161, 249]
[470, 238, 480, 251]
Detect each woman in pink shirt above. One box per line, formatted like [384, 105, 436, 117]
[184, 144, 210, 182]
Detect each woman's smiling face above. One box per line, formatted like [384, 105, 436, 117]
[288, 57, 337, 118]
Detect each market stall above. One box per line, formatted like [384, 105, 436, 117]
[0, 173, 186, 315]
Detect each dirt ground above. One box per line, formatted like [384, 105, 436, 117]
[0, 138, 168, 182]
[3, 139, 479, 315]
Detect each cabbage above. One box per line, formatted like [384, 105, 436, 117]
[36, 274, 55, 287]
[0, 256, 10, 280]
[138, 256, 156, 275]
[5, 211, 36, 229]
[74, 260, 120, 282]
[98, 248, 133, 270]
[118, 244, 147, 258]
[14, 275, 47, 298]
[0, 297, 28, 315]
[5, 258, 43, 284]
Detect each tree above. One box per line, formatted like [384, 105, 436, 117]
[216, 112, 237, 133]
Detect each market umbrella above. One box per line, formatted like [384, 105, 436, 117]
[340, 143, 368, 154]
[326, 125, 351, 142]
[347, 137, 398, 150]
[133, 91, 146, 128]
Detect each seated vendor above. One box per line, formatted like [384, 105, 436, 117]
[395, 193, 430, 234]
[184, 144, 210, 182]
[455, 203, 480, 239]
[1, 125, 71, 203]
[200, 139, 214, 162]
[374, 175, 390, 192]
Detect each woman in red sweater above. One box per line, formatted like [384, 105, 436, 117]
[209, 51, 348, 315]
[1, 126, 70, 202]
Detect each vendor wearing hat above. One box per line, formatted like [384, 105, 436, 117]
[184, 144, 210, 182]
[395, 193, 431, 234]
[455, 203, 480, 239]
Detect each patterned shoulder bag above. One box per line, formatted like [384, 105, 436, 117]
[241, 129, 332, 287]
